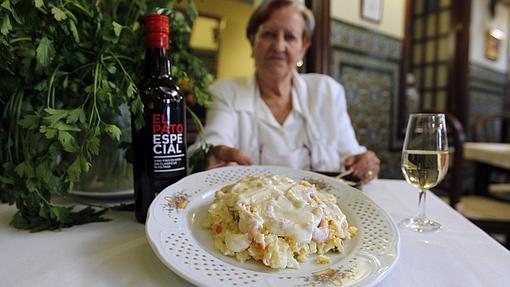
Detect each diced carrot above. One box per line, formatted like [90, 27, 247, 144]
[213, 224, 223, 234]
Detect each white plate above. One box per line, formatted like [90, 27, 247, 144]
[146, 166, 399, 287]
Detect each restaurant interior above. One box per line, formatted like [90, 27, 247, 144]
[186, 0, 510, 248]
[1, 0, 510, 286]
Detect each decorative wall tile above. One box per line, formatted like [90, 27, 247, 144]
[330, 20, 403, 179]
[331, 20, 401, 62]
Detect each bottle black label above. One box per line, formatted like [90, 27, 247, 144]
[149, 109, 186, 174]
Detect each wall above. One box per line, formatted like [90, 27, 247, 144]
[330, 1, 405, 178]
[330, 20, 403, 178]
[331, 0, 406, 39]
[193, 0, 255, 79]
[468, 0, 509, 140]
[190, 16, 219, 50]
[197, 0, 408, 79]
[469, 0, 509, 73]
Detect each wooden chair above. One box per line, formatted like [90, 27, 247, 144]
[473, 112, 510, 143]
[472, 112, 510, 198]
[432, 112, 510, 248]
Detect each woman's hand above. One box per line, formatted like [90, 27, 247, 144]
[343, 150, 380, 183]
[205, 145, 253, 170]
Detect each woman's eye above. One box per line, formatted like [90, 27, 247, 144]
[284, 33, 297, 41]
[260, 31, 276, 38]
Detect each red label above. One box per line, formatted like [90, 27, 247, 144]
[152, 114, 184, 134]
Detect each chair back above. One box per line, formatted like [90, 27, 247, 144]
[443, 112, 466, 207]
[473, 112, 510, 143]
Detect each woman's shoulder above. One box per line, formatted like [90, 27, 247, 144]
[209, 76, 257, 110]
[297, 73, 345, 102]
[210, 76, 255, 94]
[299, 73, 341, 88]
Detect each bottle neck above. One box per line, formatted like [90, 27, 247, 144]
[144, 48, 172, 78]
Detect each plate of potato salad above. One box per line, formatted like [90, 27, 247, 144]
[146, 166, 399, 287]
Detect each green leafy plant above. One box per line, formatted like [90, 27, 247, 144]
[0, 0, 213, 231]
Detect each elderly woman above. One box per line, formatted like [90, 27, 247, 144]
[199, 0, 380, 182]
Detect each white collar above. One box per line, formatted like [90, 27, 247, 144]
[233, 71, 307, 114]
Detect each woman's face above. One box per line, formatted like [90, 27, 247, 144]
[252, 6, 310, 79]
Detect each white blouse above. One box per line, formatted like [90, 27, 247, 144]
[255, 87, 311, 170]
[194, 71, 366, 172]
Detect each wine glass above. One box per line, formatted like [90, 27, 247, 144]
[400, 113, 449, 232]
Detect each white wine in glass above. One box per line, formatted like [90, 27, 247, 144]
[400, 113, 449, 232]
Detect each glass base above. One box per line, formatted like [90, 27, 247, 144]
[398, 217, 442, 232]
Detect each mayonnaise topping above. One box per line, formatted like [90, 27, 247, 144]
[207, 175, 356, 269]
[214, 175, 347, 244]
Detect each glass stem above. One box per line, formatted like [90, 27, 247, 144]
[418, 189, 427, 222]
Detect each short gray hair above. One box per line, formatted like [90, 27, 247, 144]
[246, 0, 315, 45]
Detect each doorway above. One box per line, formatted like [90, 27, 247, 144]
[400, 0, 471, 128]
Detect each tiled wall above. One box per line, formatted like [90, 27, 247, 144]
[330, 20, 403, 179]
[468, 63, 507, 139]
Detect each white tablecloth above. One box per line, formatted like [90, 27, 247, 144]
[1, 179, 510, 287]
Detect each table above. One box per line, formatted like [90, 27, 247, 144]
[2, 179, 510, 287]
[463, 142, 510, 195]
[464, 142, 510, 170]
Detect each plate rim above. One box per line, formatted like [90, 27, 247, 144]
[68, 188, 134, 199]
[146, 165, 400, 287]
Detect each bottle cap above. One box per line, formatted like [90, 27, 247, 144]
[145, 14, 170, 48]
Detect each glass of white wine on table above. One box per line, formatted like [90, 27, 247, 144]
[400, 113, 449, 232]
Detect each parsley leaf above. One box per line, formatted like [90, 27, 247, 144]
[1, 14, 12, 36]
[51, 7, 67, 21]
[35, 36, 54, 68]
[104, 124, 122, 141]
[113, 21, 122, 37]
[58, 130, 78, 152]
[127, 81, 137, 99]
[19, 114, 41, 129]
[34, 0, 45, 9]
[68, 20, 80, 43]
